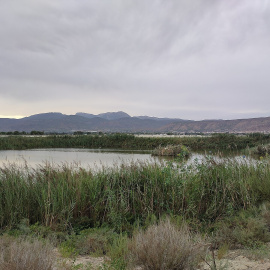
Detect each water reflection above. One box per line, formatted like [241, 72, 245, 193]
[0, 148, 161, 169]
[0, 148, 261, 170]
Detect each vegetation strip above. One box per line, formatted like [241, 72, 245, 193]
[1, 157, 270, 231]
[2, 133, 270, 269]
[1, 156, 270, 269]
[0, 133, 269, 151]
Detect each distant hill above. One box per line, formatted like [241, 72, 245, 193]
[75, 112, 95, 119]
[25, 112, 66, 120]
[134, 115, 188, 121]
[76, 111, 130, 120]
[0, 111, 270, 133]
[158, 117, 270, 133]
[97, 111, 131, 120]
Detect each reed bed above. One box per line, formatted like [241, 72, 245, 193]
[0, 133, 269, 151]
[1, 158, 270, 231]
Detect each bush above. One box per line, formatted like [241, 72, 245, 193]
[0, 236, 55, 270]
[253, 144, 270, 156]
[214, 210, 270, 248]
[152, 144, 190, 157]
[75, 228, 118, 256]
[60, 228, 119, 257]
[128, 219, 204, 270]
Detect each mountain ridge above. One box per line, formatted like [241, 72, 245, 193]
[0, 111, 270, 133]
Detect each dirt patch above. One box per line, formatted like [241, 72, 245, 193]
[199, 249, 270, 270]
[53, 248, 107, 269]
[73, 255, 107, 268]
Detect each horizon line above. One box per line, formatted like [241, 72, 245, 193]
[1, 112, 270, 122]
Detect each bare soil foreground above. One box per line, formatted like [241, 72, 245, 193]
[54, 248, 270, 270]
[198, 249, 270, 270]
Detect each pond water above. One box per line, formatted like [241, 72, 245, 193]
[0, 148, 258, 170]
[0, 148, 163, 169]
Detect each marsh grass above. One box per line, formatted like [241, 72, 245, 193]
[2, 150, 270, 270]
[0, 133, 269, 151]
[0, 236, 55, 270]
[1, 157, 270, 232]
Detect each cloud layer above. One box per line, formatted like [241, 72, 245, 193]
[0, 0, 270, 119]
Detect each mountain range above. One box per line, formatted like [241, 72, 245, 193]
[0, 111, 270, 133]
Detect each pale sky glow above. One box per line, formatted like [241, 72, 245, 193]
[0, 0, 270, 120]
[0, 115, 24, 119]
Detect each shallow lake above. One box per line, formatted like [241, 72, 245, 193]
[0, 148, 255, 170]
[0, 148, 163, 169]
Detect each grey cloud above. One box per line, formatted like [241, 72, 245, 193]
[0, 0, 269, 119]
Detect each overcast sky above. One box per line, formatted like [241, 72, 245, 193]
[0, 0, 270, 120]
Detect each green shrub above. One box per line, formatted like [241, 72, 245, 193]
[107, 233, 129, 270]
[60, 228, 118, 257]
[152, 144, 190, 157]
[5, 219, 68, 246]
[253, 144, 270, 157]
[214, 210, 270, 248]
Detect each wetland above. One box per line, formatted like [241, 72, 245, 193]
[1, 133, 270, 269]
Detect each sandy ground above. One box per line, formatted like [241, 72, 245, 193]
[71, 255, 106, 268]
[54, 248, 270, 270]
[199, 249, 270, 270]
[54, 250, 107, 270]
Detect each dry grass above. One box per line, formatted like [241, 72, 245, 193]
[128, 219, 204, 270]
[0, 236, 55, 270]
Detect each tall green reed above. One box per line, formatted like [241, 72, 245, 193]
[0, 133, 269, 151]
[1, 157, 270, 231]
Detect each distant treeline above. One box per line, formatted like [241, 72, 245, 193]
[0, 131, 45, 135]
[0, 133, 269, 151]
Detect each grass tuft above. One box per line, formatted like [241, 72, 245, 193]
[0, 236, 55, 270]
[128, 219, 205, 270]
